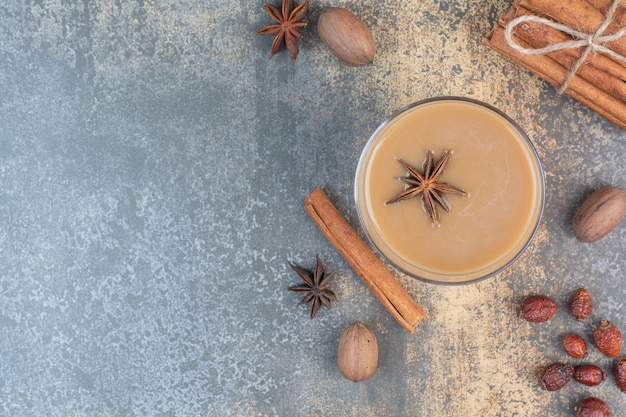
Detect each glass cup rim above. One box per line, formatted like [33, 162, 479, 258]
[354, 96, 545, 285]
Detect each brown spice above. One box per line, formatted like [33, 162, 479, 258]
[504, 6, 626, 101]
[317, 7, 376, 67]
[540, 363, 574, 391]
[593, 320, 623, 358]
[304, 188, 426, 332]
[520, 295, 557, 323]
[337, 322, 378, 382]
[485, 7, 626, 130]
[562, 333, 588, 358]
[385, 149, 468, 227]
[288, 256, 337, 319]
[574, 364, 605, 386]
[575, 397, 611, 417]
[573, 186, 626, 243]
[517, 0, 626, 57]
[257, 0, 310, 62]
[569, 288, 593, 321]
[614, 357, 626, 392]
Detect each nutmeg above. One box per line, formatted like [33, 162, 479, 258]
[569, 288, 593, 321]
[520, 295, 557, 323]
[593, 320, 623, 358]
[540, 363, 574, 391]
[562, 333, 588, 358]
[572, 185, 626, 243]
[317, 7, 376, 67]
[574, 364, 605, 386]
[575, 397, 611, 417]
[337, 322, 378, 382]
[614, 357, 626, 392]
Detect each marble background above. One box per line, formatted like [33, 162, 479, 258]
[1, 0, 625, 416]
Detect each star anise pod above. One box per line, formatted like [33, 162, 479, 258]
[257, 0, 309, 62]
[386, 149, 468, 227]
[288, 256, 337, 319]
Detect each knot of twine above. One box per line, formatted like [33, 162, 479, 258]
[504, 0, 626, 94]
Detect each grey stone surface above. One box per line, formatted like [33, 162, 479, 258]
[1, 0, 624, 416]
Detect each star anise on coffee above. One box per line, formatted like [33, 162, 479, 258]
[386, 149, 468, 227]
[257, 0, 310, 62]
[288, 256, 337, 319]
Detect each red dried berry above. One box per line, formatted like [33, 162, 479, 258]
[593, 320, 623, 358]
[574, 364, 605, 386]
[575, 397, 611, 417]
[562, 333, 588, 358]
[520, 295, 557, 323]
[540, 363, 574, 391]
[569, 288, 593, 321]
[614, 357, 626, 392]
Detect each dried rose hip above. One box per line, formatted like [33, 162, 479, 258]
[593, 320, 623, 358]
[574, 364, 605, 386]
[569, 288, 593, 321]
[562, 333, 588, 358]
[575, 397, 611, 417]
[540, 363, 574, 391]
[520, 295, 557, 323]
[615, 357, 626, 392]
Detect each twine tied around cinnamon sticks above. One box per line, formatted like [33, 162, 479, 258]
[504, 0, 626, 94]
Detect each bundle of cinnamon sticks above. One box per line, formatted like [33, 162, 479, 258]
[485, 0, 626, 130]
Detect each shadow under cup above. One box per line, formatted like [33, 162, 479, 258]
[354, 97, 545, 284]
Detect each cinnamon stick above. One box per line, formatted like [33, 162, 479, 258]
[485, 25, 626, 129]
[587, 0, 626, 26]
[303, 188, 426, 333]
[503, 6, 626, 99]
